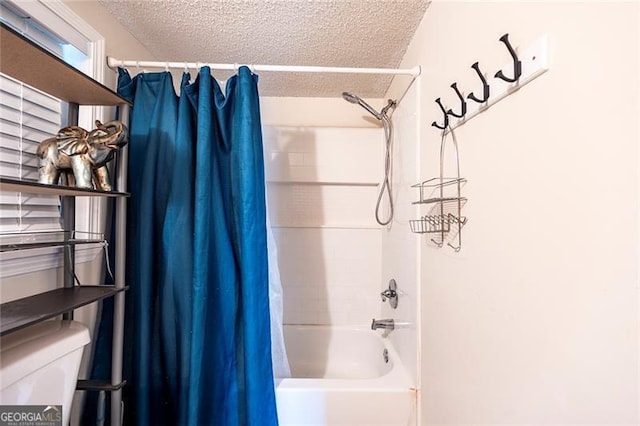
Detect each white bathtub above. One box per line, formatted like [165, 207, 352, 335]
[275, 325, 415, 426]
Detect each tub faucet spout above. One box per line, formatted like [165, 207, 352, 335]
[371, 318, 395, 331]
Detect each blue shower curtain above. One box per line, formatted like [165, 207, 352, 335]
[111, 66, 278, 425]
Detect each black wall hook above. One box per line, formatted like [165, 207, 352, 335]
[446, 83, 467, 118]
[494, 33, 522, 83]
[467, 62, 490, 103]
[431, 98, 449, 130]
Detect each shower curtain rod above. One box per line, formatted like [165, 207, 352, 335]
[107, 57, 421, 77]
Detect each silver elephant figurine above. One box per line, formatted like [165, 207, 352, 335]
[37, 120, 128, 191]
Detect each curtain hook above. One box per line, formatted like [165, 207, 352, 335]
[136, 61, 147, 74]
[165, 62, 169, 72]
[233, 63, 239, 73]
[184, 62, 188, 73]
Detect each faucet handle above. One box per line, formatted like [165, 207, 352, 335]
[380, 279, 398, 309]
[380, 288, 396, 302]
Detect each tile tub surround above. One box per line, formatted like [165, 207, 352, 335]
[264, 126, 387, 326]
[273, 227, 382, 326]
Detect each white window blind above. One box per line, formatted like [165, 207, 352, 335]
[0, 73, 64, 233]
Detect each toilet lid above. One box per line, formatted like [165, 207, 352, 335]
[0, 320, 90, 389]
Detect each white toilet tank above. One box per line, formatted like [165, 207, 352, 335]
[0, 320, 90, 425]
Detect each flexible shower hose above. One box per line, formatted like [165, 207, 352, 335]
[375, 114, 393, 226]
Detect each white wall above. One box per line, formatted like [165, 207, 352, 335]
[392, 1, 639, 423]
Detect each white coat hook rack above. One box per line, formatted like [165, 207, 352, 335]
[431, 33, 549, 134]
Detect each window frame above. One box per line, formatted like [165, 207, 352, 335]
[0, 0, 108, 278]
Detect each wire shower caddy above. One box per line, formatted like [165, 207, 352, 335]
[410, 129, 467, 251]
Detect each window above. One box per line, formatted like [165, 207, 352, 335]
[0, 0, 107, 278]
[0, 73, 64, 233]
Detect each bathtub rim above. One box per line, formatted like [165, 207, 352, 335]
[276, 324, 412, 391]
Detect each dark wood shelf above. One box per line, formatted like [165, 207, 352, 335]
[0, 286, 127, 336]
[1, 23, 129, 106]
[0, 177, 129, 197]
[76, 379, 127, 392]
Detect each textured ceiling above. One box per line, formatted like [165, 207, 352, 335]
[98, 0, 429, 97]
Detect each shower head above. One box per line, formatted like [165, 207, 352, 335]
[341, 92, 360, 104]
[342, 92, 382, 120]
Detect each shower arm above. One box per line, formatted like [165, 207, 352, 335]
[380, 99, 397, 117]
